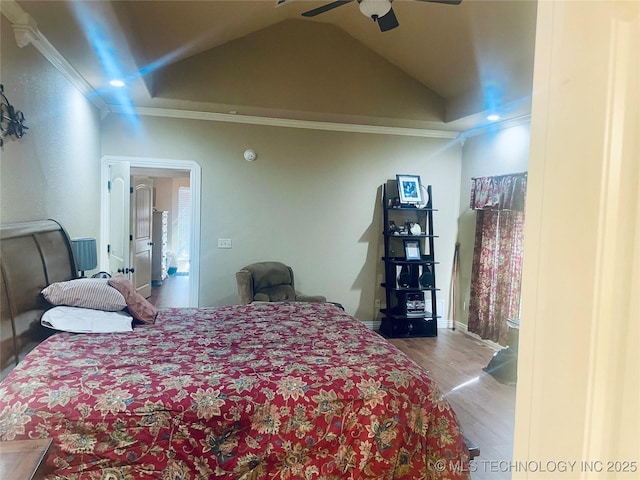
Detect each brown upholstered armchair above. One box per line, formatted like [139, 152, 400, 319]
[236, 261, 327, 305]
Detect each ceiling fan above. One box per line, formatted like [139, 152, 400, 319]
[298, 0, 462, 32]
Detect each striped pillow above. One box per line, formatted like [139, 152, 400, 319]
[42, 279, 127, 311]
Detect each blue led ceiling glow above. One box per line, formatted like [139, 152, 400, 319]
[483, 83, 501, 120]
[69, 2, 124, 86]
[68, 1, 139, 122]
[69, 1, 211, 121]
[481, 82, 533, 127]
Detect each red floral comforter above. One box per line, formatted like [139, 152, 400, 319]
[0, 302, 470, 479]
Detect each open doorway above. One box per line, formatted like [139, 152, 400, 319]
[101, 156, 201, 307]
[132, 168, 191, 307]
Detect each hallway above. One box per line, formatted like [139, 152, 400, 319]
[148, 274, 190, 307]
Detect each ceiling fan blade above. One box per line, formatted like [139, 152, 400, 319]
[376, 7, 399, 32]
[301, 0, 354, 17]
[415, 0, 463, 5]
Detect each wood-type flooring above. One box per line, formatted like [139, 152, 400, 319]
[389, 330, 516, 480]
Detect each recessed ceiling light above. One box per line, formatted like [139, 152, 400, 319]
[487, 114, 500, 122]
[109, 79, 125, 87]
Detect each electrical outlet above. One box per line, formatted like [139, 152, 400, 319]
[374, 299, 381, 309]
[217, 238, 232, 249]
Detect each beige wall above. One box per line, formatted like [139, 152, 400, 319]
[101, 113, 462, 320]
[153, 177, 173, 212]
[456, 123, 531, 328]
[0, 16, 102, 267]
[156, 19, 444, 126]
[514, 0, 639, 475]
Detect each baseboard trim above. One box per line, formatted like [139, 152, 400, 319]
[361, 320, 380, 331]
[455, 322, 504, 351]
[453, 321, 469, 333]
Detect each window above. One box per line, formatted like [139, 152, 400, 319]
[177, 186, 191, 272]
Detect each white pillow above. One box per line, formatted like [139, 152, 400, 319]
[42, 279, 127, 311]
[41, 306, 133, 333]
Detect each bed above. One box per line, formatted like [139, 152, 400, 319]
[0, 220, 471, 479]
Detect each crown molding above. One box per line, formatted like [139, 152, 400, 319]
[0, 0, 33, 28]
[106, 105, 461, 139]
[458, 114, 532, 140]
[2, 0, 460, 139]
[1, 0, 105, 111]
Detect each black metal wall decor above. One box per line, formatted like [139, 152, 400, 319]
[0, 84, 28, 147]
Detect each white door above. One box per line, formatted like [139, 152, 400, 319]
[102, 156, 201, 307]
[131, 177, 153, 297]
[108, 162, 130, 277]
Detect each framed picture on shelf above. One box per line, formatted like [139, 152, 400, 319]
[404, 239, 421, 260]
[396, 174, 423, 205]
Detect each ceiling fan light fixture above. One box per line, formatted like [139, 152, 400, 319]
[358, 0, 392, 20]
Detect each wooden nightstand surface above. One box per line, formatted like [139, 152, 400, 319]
[0, 438, 53, 480]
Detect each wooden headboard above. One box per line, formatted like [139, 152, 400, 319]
[0, 219, 77, 378]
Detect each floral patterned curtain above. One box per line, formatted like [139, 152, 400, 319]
[468, 173, 527, 345]
[470, 172, 527, 211]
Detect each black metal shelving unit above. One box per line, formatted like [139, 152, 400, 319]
[379, 182, 439, 337]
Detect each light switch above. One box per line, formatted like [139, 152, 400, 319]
[218, 238, 232, 249]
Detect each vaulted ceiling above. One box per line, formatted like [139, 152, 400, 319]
[7, 0, 538, 132]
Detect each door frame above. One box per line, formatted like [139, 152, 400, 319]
[101, 155, 201, 307]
